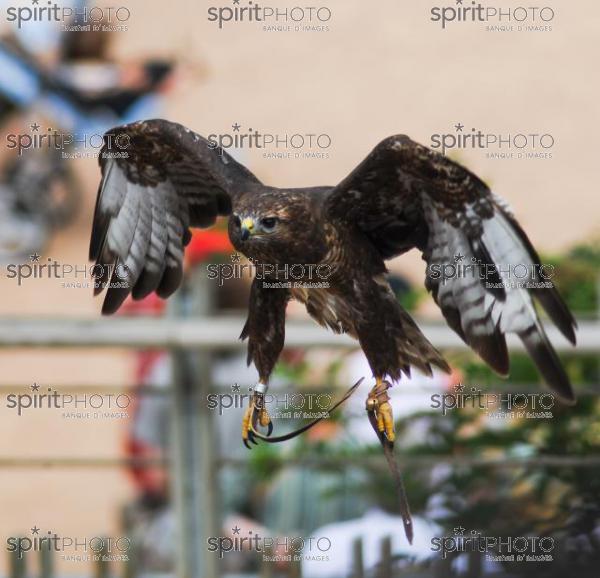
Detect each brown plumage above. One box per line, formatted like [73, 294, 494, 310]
[89, 119, 577, 403]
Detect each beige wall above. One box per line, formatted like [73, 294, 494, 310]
[115, 0, 600, 282]
[0, 0, 598, 573]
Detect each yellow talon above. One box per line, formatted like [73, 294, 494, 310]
[242, 404, 252, 442]
[379, 400, 396, 442]
[259, 407, 271, 427]
[377, 409, 385, 433]
[242, 393, 273, 448]
[367, 378, 395, 444]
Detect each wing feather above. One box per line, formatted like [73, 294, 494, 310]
[89, 119, 261, 313]
[325, 135, 577, 402]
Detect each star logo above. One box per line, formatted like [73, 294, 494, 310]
[232, 123, 241, 132]
[30, 253, 41, 263]
[31, 526, 40, 535]
[31, 383, 40, 392]
[453, 526, 465, 536]
[454, 383, 464, 392]
[230, 253, 241, 263]
[455, 0, 463, 4]
[232, 0, 240, 4]
[232, 526, 241, 535]
[454, 123, 464, 132]
[454, 253, 465, 263]
[30, 122, 41, 132]
[231, 384, 241, 393]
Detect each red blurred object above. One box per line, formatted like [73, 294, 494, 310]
[124, 437, 168, 497]
[186, 229, 232, 266]
[120, 292, 166, 315]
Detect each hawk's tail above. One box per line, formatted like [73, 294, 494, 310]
[392, 306, 451, 379]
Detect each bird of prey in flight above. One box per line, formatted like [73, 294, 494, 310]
[89, 119, 577, 541]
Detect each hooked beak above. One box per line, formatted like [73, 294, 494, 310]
[240, 218, 255, 241]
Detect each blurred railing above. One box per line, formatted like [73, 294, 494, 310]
[1, 302, 598, 578]
[0, 317, 597, 351]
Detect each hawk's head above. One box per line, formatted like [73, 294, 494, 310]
[233, 213, 282, 241]
[228, 190, 326, 264]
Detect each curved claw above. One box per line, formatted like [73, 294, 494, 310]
[242, 394, 269, 449]
[267, 421, 274, 437]
[243, 415, 261, 449]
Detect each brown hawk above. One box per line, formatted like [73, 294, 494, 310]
[89, 119, 577, 541]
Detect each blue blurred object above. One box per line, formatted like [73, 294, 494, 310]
[0, 43, 41, 106]
[0, 39, 173, 133]
[0, 0, 84, 55]
[0, 18, 174, 260]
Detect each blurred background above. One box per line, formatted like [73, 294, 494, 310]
[0, 0, 598, 577]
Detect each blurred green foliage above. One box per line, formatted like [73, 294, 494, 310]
[549, 238, 600, 316]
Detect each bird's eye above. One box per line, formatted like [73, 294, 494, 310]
[232, 215, 241, 227]
[260, 217, 278, 231]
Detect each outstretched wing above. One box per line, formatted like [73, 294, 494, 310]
[89, 119, 261, 314]
[325, 135, 577, 403]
